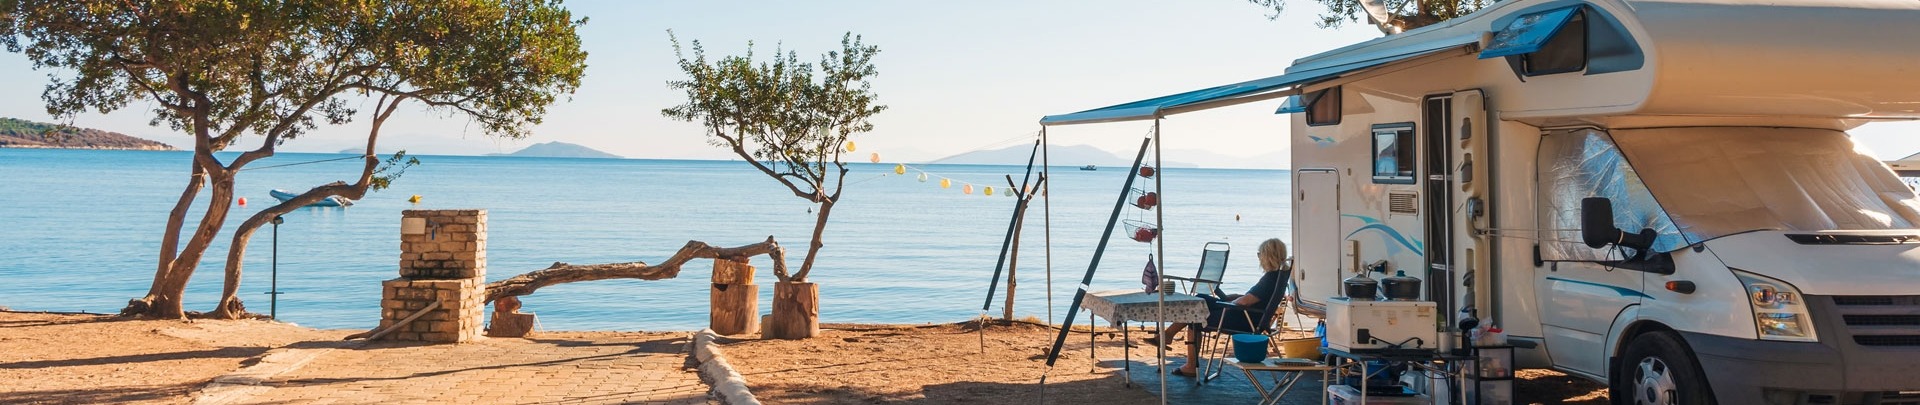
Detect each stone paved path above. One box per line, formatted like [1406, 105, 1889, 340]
[233, 332, 712, 404]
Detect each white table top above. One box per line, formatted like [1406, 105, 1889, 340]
[1083, 290, 1210, 326]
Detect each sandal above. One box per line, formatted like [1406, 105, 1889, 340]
[1169, 368, 1198, 378]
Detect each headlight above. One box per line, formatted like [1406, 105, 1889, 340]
[1734, 270, 1817, 342]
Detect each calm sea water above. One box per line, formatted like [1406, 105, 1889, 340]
[0, 148, 1291, 330]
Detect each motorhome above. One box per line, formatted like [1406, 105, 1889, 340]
[1041, 0, 1920, 403]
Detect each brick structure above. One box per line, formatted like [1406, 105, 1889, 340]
[380, 209, 488, 343]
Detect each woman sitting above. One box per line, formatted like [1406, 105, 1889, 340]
[1148, 238, 1290, 377]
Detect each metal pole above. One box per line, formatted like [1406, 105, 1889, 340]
[1043, 126, 1054, 326]
[1153, 119, 1167, 405]
[270, 215, 283, 320]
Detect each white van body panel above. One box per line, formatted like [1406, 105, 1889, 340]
[1706, 232, 1920, 296]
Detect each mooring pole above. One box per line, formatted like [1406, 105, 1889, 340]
[269, 215, 283, 320]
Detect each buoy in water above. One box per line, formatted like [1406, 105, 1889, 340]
[409, 195, 422, 204]
[237, 197, 247, 206]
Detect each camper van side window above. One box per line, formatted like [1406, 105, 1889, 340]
[1306, 87, 1341, 126]
[1524, 11, 1587, 75]
[1372, 124, 1416, 184]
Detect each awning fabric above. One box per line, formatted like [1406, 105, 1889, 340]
[1041, 36, 1478, 126]
[1478, 5, 1581, 59]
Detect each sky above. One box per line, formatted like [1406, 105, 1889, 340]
[2, 1, 1918, 165]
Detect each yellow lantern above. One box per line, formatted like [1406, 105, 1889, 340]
[894, 164, 906, 175]
[869, 152, 881, 164]
[964, 184, 974, 194]
[985, 186, 994, 196]
[845, 141, 856, 152]
[941, 178, 951, 188]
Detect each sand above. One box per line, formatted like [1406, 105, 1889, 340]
[0, 310, 1605, 404]
[0, 311, 345, 404]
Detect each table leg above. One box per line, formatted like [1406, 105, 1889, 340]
[1123, 323, 1133, 387]
[1241, 367, 1271, 400]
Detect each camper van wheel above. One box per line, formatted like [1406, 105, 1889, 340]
[1616, 332, 1712, 405]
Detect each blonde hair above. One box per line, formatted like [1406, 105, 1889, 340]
[1257, 238, 1289, 272]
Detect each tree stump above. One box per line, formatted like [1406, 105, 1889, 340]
[487, 296, 537, 338]
[765, 281, 819, 339]
[709, 259, 758, 335]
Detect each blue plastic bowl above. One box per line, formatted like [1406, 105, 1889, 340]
[1232, 334, 1270, 363]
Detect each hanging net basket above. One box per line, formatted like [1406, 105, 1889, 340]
[1129, 187, 1159, 210]
[1124, 219, 1159, 243]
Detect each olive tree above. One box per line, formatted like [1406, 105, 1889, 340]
[662, 32, 884, 283]
[0, 0, 587, 319]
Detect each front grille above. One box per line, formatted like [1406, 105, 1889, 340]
[1834, 295, 1920, 346]
[1843, 315, 1920, 326]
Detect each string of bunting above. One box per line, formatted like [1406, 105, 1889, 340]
[844, 132, 1043, 198]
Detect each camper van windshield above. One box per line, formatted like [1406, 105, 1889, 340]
[1614, 127, 1920, 242]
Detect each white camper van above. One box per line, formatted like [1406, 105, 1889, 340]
[1041, 0, 1920, 403]
[1285, 0, 1920, 403]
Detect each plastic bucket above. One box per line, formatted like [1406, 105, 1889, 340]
[1279, 337, 1321, 359]
[1232, 334, 1270, 363]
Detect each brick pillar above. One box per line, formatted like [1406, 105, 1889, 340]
[380, 209, 487, 343]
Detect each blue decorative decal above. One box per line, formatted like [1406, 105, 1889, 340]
[1545, 276, 1652, 299]
[1340, 214, 1425, 256]
[1308, 135, 1337, 147]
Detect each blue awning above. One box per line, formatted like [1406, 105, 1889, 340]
[1479, 5, 1581, 59]
[1041, 36, 1478, 126]
[1275, 95, 1306, 114]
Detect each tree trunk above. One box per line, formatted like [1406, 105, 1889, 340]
[1003, 205, 1026, 321]
[127, 164, 236, 319]
[791, 199, 834, 282]
[765, 281, 819, 339]
[710, 283, 759, 335]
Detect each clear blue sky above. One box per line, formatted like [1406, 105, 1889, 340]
[3, 1, 1917, 164]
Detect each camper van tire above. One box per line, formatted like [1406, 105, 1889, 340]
[1616, 332, 1712, 405]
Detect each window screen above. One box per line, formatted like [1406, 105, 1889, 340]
[1372, 124, 1416, 184]
[1306, 87, 1341, 126]
[1524, 11, 1586, 75]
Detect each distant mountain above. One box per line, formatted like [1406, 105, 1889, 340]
[932, 143, 1198, 168]
[0, 117, 174, 151]
[489, 141, 621, 159]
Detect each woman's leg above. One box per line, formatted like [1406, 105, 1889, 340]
[1181, 325, 1203, 373]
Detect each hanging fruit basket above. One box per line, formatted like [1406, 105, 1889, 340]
[1124, 219, 1159, 243]
[1129, 187, 1159, 210]
[1138, 165, 1157, 179]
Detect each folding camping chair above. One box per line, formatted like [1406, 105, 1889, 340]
[1199, 262, 1293, 383]
[1160, 242, 1230, 297]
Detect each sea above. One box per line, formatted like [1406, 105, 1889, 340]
[0, 148, 1292, 331]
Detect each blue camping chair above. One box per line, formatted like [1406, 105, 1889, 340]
[1161, 242, 1230, 296]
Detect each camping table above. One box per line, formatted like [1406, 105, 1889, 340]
[1229, 359, 1332, 405]
[1082, 290, 1209, 387]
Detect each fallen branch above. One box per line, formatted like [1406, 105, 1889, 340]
[483, 236, 787, 304]
[345, 297, 443, 341]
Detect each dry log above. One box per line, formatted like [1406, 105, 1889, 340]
[710, 283, 759, 335]
[765, 281, 819, 339]
[483, 236, 786, 304]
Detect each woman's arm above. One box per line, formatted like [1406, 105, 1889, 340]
[1232, 294, 1261, 307]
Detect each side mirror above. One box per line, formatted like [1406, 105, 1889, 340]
[1581, 197, 1657, 254]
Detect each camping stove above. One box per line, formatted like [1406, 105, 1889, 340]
[1327, 297, 1438, 353]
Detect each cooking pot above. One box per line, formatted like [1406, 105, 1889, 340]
[1381, 270, 1422, 301]
[1343, 272, 1378, 300]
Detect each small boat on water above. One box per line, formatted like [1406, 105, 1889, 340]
[1080, 165, 1097, 171]
[270, 189, 353, 207]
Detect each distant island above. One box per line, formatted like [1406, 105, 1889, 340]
[488, 141, 621, 159]
[0, 117, 174, 151]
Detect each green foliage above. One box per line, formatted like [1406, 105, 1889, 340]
[1246, 0, 1487, 32]
[0, 0, 590, 149]
[371, 151, 421, 191]
[662, 32, 885, 203]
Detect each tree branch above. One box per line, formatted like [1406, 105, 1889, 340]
[484, 237, 788, 303]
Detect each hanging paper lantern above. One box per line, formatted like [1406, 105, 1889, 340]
[964, 184, 974, 194]
[941, 178, 951, 188]
[918, 172, 929, 182]
[870, 152, 881, 164]
[894, 164, 906, 175]
[985, 186, 994, 196]
[1139, 166, 1157, 178]
[845, 141, 857, 152]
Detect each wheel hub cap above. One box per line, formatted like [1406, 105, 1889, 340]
[1634, 357, 1678, 405]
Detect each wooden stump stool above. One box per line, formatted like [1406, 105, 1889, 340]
[709, 259, 759, 335]
[765, 281, 819, 339]
[487, 296, 537, 338]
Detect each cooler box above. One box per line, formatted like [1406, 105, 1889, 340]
[1329, 384, 1430, 405]
[1326, 297, 1438, 353]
